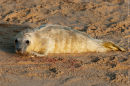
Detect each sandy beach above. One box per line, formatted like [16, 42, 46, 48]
[0, 0, 129, 86]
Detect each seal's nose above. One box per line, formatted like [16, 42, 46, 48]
[16, 48, 22, 52]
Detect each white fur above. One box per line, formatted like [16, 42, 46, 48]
[15, 24, 123, 56]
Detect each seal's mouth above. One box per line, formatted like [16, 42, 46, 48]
[15, 50, 29, 56]
[15, 48, 26, 54]
[15, 46, 29, 56]
[16, 50, 22, 54]
[15, 47, 22, 53]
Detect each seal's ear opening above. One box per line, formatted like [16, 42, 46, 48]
[103, 41, 125, 51]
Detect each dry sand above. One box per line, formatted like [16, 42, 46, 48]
[0, 0, 129, 86]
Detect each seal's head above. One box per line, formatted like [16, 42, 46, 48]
[14, 31, 33, 55]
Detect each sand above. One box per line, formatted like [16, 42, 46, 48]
[0, 0, 129, 86]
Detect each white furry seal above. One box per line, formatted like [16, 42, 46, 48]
[14, 24, 125, 56]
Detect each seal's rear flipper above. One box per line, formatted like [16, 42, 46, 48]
[103, 41, 125, 51]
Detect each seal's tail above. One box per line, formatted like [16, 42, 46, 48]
[102, 41, 125, 51]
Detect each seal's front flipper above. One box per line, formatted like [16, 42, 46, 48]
[31, 51, 47, 57]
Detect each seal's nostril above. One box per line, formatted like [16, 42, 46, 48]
[17, 48, 21, 51]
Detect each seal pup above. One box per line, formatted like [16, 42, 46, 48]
[14, 24, 125, 56]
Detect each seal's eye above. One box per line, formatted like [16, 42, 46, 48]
[25, 40, 30, 45]
[15, 39, 18, 44]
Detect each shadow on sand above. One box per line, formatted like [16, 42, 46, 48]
[0, 23, 30, 54]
